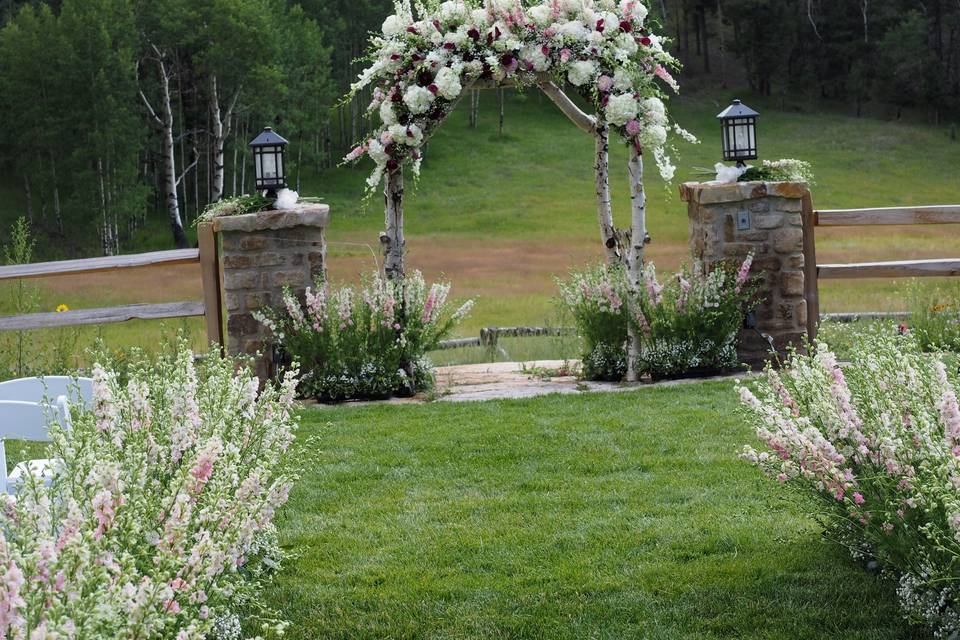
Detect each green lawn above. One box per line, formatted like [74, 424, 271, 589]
[268, 382, 922, 639]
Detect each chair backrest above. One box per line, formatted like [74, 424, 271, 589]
[0, 376, 93, 408]
[0, 400, 66, 442]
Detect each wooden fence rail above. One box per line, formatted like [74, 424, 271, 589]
[0, 231, 223, 347]
[805, 201, 960, 341]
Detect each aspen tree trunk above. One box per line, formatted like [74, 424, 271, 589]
[626, 144, 647, 382]
[139, 51, 188, 248]
[594, 124, 620, 264]
[498, 88, 505, 135]
[22, 173, 32, 223]
[382, 167, 405, 280]
[49, 154, 62, 235]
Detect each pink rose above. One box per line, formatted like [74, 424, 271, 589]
[597, 75, 613, 92]
[559, 48, 571, 62]
[625, 119, 641, 136]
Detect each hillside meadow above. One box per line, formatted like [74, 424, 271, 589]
[0, 91, 957, 356]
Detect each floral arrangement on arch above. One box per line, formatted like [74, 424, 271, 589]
[344, 0, 695, 188]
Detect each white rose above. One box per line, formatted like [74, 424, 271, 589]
[434, 66, 463, 100]
[403, 85, 436, 114]
[379, 100, 398, 126]
[619, 0, 647, 22]
[604, 93, 638, 126]
[382, 14, 405, 37]
[567, 59, 597, 86]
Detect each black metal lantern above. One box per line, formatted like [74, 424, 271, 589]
[249, 126, 288, 196]
[716, 99, 758, 167]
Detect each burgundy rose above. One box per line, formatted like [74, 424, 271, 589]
[619, 20, 632, 32]
[541, 44, 550, 56]
[387, 159, 399, 171]
[406, 26, 418, 34]
[640, 36, 651, 45]
[390, 53, 401, 60]
[432, 19, 442, 31]
[443, 42, 456, 50]
[427, 83, 439, 94]
[595, 19, 604, 32]
[411, 53, 422, 62]
[391, 91, 402, 102]
[500, 53, 514, 67]
[601, 94, 609, 107]
[467, 27, 480, 40]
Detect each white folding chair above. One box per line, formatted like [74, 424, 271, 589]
[0, 376, 93, 408]
[0, 399, 70, 494]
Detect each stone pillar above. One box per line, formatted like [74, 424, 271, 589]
[680, 181, 809, 367]
[210, 204, 330, 382]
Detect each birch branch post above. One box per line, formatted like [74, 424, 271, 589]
[594, 123, 621, 265]
[625, 144, 647, 382]
[381, 166, 405, 280]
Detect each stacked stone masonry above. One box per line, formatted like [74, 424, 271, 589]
[680, 180, 809, 367]
[211, 204, 330, 382]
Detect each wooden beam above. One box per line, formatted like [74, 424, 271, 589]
[197, 223, 224, 350]
[801, 192, 819, 343]
[818, 259, 960, 279]
[0, 248, 199, 281]
[816, 205, 960, 227]
[535, 75, 597, 135]
[0, 301, 205, 332]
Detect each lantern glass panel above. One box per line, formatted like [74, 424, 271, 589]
[273, 149, 283, 181]
[262, 148, 277, 179]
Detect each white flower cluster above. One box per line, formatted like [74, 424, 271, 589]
[345, 0, 693, 188]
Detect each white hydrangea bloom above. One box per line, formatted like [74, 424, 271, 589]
[639, 123, 668, 148]
[382, 14, 405, 37]
[520, 44, 550, 71]
[567, 59, 597, 86]
[560, 0, 584, 14]
[641, 97, 667, 124]
[527, 4, 552, 25]
[558, 20, 588, 40]
[614, 32, 638, 56]
[604, 93, 639, 126]
[434, 66, 462, 100]
[470, 8, 489, 25]
[367, 139, 390, 165]
[403, 85, 436, 114]
[388, 123, 424, 146]
[438, 0, 467, 22]
[612, 67, 633, 91]
[619, 0, 647, 22]
[379, 100, 398, 126]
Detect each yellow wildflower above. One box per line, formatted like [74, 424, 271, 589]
[55, 303, 69, 313]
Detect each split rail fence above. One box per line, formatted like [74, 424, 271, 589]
[802, 200, 960, 340]
[0, 226, 223, 346]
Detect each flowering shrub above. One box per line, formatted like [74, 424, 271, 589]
[0, 344, 299, 638]
[344, 0, 695, 188]
[558, 255, 756, 380]
[739, 335, 960, 636]
[905, 282, 960, 353]
[557, 263, 629, 380]
[257, 270, 473, 402]
[633, 257, 757, 379]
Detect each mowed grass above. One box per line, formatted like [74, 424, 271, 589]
[267, 382, 922, 639]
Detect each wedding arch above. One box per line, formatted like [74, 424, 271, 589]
[344, 0, 695, 380]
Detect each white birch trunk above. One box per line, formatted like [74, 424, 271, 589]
[49, 154, 62, 234]
[382, 167, 405, 281]
[625, 144, 648, 381]
[139, 50, 188, 248]
[594, 124, 620, 264]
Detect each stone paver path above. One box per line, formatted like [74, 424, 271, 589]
[303, 361, 746, 408]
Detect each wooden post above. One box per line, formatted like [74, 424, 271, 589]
[197, 221, 225, 352]
[594, 123, 620, 264]
[382, 166, 405, 280]
[801, 191, 819, 344]
[625, 144, 646, 382]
